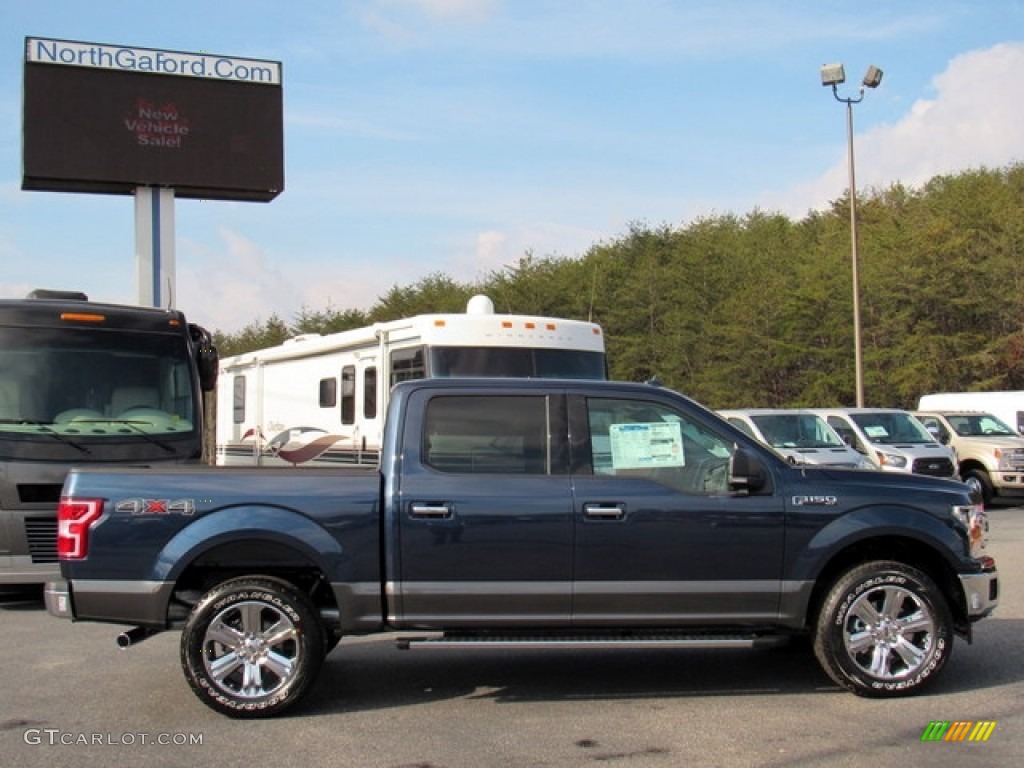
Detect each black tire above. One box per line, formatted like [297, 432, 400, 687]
[813, 561, 952, 697]
[181, 576, 324, 718]
[962, 468, 994, 506]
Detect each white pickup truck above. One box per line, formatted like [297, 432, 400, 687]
[913, 410, 1024, 504]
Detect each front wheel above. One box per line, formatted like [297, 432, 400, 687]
[813, 561, 952, 697]
[181, 577, 324, 718]
[962, 468, 994, 505]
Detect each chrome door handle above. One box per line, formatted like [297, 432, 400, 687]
[409, 503, 453, 519]
[583, 503, 626, 520]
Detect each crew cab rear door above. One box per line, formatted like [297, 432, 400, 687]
[391, 387, 573, 627]
[568, 392, 786, 624]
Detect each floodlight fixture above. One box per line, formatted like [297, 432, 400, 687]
[820, 63, 846, 86]
[862, 65, 883, 88]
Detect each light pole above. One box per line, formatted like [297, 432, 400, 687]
[821, 63, 883, 408]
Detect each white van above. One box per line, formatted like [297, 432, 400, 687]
[918, 391, 1024, 435]
[719, 409, 873, 468]
[812, 408, 957, 477]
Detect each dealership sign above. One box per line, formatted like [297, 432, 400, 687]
[22, 37, 284, 201]
[25, 37, 281, 85]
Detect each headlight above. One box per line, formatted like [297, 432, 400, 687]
[952, 503, 988, 558]
[876, 451, 907, 469]
[994, 448, 1014, 471]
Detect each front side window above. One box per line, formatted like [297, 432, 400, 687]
[585, 397, 733, 494]
[827, 417, 866, 454]
[423, 395, 548, 474]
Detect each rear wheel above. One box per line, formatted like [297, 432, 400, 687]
[813, 561, 952, 697]
[181, 577, 324, 717]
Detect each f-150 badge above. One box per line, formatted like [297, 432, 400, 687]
[791, 495, 838, 506]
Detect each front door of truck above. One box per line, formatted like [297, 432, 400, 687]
[393, 390, 573, 627]
[568, 394, 785, 625]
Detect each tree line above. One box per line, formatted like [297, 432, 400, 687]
[212, 163, 1024, 411]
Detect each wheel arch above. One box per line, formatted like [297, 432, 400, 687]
[155, 506, 344, 633]
[803, 535, 969, 639]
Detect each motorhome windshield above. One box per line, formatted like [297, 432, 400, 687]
[428, 346, 607, 380]
[0, 326, 198, 461]
[850, 411, 934, 445]
[749, 413, 844, 449]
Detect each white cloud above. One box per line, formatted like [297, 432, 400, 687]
[773, 42, 1024, 215]
[176, 228, 304, 333]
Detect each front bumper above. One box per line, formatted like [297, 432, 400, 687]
[44, 579, 72, 619]
[959, 564, 999, 620]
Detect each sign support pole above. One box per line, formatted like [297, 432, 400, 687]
[134, 186, 176, 308]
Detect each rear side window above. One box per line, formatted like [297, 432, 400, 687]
[423, 396, 548, 474]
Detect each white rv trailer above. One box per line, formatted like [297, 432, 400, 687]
[216, 296, 606, 467]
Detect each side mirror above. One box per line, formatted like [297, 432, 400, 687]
[729, 445, 770, 494]
[196, 347, 219, 392]
[189, 323, 219, 393]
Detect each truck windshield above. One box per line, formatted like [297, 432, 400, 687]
[946, 413, 1018, 437]
[0, 326, 198, 461]
[850, 412, 934, 445]
[429, 346, 607, 380]
[750, 414, 844, 449]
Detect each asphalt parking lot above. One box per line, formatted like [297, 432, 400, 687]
[1, 506, 1021, 768]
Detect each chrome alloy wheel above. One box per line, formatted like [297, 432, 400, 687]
[841, 584, 937, 681]
[202, 600, 300, 699]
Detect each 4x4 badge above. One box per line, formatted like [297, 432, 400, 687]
[115, 498, 196, 516]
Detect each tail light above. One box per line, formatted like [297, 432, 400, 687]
[57, 497, 104, 559]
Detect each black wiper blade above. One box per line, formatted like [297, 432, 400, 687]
[101, 419, 176, 453]
[34, 424, 91, 454]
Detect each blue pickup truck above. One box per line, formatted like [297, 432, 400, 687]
[46, 378, 999, 717]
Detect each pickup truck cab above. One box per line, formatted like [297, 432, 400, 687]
[913, 410, 1024, 504]
[813, 408, 957, 478]
[47, 379, 998, 717]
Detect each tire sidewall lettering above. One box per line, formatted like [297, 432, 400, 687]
[833, 573, 909, 628]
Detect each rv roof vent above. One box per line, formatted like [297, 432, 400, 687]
[465, 295, 495, 315]
[284, 333, 322, 345]
[27, 289, 89, 301]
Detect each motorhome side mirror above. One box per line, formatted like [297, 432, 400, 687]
[189, 323, 219, 392]
[197, 347, 219, 392]
[729, 445, 769, 494]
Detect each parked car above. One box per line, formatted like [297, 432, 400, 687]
[812, 408, 957, 477]
[718, 409, 873, 468]
[913, 410, 1024, 504]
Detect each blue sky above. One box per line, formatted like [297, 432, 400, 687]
[2, 1, 1023, 332]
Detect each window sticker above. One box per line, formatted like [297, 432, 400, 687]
[863, 425, 890, 439]
[609, 422, 685, 469]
